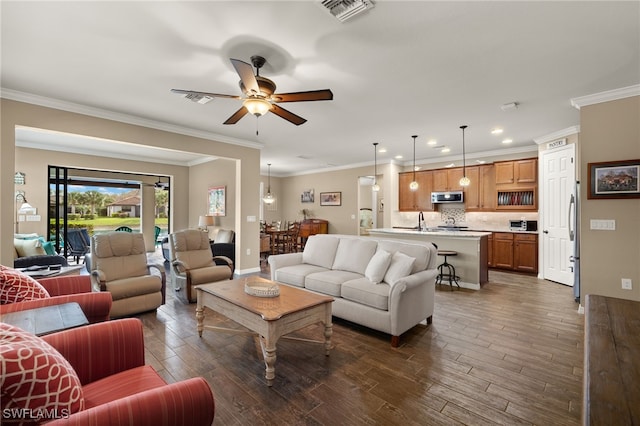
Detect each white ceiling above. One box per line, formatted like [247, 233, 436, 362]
[2, 1, 639, 176]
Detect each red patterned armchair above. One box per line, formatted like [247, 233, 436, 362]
[0, 273, 112, 323]
[1, 318, 215, 425]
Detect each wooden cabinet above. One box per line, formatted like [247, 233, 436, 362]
[299, 219, 328, 238]
[464, 164, 495, 211]
[514, 233, 538, 273]
[495, 158, 538, 211]
[495, 158, 537, 185]
[490, 232, 538, 274]
[399, 170, 433, 211]
[487, 232, 494, 267]
[492, 233, 514, 269]
[432, 168, 463, 192]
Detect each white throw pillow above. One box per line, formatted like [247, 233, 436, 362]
[13, 238, 46, 257]
[365, 249, 392, 284]
[332, 238, 378, 274]
[383, 252, 416, 285]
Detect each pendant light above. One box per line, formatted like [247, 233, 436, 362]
[263, 163, 275, 204]
[409, 135, 419, 191]
[372, 142, 380, 192]
[459, 125, 471, 187]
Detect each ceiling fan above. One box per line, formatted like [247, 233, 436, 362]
[171, 55, 333, 126]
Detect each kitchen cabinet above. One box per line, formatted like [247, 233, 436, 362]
[490, 232, 538, 274]
[399, 170, 433, 211]
[495, 158, 537, 211]
[464, 164, 495, 211]
[514, 233, 538, 273]
[495, 158, 537, 185]
[487, 233, 494, 267]
[432, 168, 464, 192]
[492, 233, 514, 269]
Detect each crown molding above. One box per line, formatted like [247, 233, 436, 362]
[534, 126, 580, 145]
[1, 88, 263, 150]
[570, 84, 640, 110]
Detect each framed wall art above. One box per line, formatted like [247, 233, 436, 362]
[208, 185, 226, 216]
[301, 189, 314, 203]
[588, 159, 640, 199]
[320, 191, 341, 206]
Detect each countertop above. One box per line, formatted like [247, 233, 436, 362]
[370, 228, 492, 238]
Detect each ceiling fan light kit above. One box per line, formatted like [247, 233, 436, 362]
[172, 55, 332, 127]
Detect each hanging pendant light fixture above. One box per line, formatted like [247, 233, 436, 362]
[263, 163, 275, 204]
[459, 125, 471, 187]
[409, 135, 419, 191]
[372, 142, 380, 192]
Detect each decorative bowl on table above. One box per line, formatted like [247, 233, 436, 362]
[244, 281, 280, 298]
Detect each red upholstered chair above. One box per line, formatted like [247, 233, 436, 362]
[39, 318, 215, 425]
[0, 274, 112, 323]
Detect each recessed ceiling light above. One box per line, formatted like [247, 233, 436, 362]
[445, 163, 455, 168]
[476, 160, 486, 164]
[491, 128, 503, 134]
[379, 148, 387, 153]
[427, 139, 437, 145]
[502, 138, 513, 144]
[395, 155, 403, 159]
[441, 147, 450, 153]
[414, 166, 421, 171]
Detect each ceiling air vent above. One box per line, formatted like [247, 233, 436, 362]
[320, 0, 374, 22]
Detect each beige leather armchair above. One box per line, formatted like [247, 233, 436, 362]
[90, 232, 165, 318]
[169, 229, 233, 303]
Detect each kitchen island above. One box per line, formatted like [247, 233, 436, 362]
[368, 228, 491, 290]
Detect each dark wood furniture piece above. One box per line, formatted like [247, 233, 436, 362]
[2, 302, 89, 336]
[584, 295, 640, 425]
[299, 219, 328, 248]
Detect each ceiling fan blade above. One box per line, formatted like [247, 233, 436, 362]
[223, 106, 249, 125]
[271, 89, 334, 103]
[230, 58, 260, 95]
[170, 89, 240, 100]
[271, 104, 307, 125]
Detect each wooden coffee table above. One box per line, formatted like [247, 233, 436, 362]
[195, 277, 333, 386]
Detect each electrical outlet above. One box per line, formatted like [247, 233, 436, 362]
[246, 248, 251, 256]
[622, 278, 632, 290]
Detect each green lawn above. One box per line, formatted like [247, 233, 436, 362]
[60, 217, 169, 234]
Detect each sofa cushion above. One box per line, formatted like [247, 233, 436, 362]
[383, 252, 416, 285]
[377, 240, 431, 274]
[332, 238, 378, 274]
[0, 266, 50, 304]
[14, 238, 47, 258]
[302, 235, 339, 269]
[81, 365, 166, 409]
[275, 264, 328, 288]
[305, 270, 362, 297]
[104, 275, 162, 301]
[364, 249, 392, 284]
[0, 323, 85, 419]
[342, 278, 390, 310]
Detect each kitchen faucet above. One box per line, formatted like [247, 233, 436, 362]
[446, 216, 455, 225]
[418, 211, 425, 230]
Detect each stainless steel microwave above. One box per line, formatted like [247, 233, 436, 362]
[431, 191, 464, 204]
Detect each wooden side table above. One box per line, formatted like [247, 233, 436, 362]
[1, 302, 89, 336]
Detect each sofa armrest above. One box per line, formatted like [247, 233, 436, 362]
[38, 275, 92, 296]
[388, 269, 438, 334]
[46, 378, 215, 426]
[267, 253, 303, 280]
[90, 269, 108, 291]
[42, 318, 145, 385]
[0, 292, 112, 324]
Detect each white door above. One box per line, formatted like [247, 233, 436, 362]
[541, 144, 575, 285]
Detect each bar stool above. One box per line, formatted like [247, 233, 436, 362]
[436, 250, 460, 290]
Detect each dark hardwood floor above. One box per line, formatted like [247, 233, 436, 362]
[137, 254, 584, 425]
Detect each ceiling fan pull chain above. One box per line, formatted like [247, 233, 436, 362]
[256, 115, 259, 136]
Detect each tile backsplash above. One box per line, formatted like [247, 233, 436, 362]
[393, 208, 538, 231]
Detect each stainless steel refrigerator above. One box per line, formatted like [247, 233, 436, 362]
[569, 181, 580, 302]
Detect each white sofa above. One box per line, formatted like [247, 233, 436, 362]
[268, 234, 438, 347]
